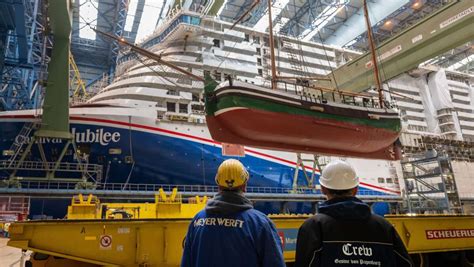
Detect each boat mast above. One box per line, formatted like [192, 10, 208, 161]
[363, 0, 384, 108]
[267, 0, 278, 89]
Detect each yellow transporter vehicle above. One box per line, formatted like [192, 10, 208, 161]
[7, 215, 474, 266]
[9, 216, 306, 267]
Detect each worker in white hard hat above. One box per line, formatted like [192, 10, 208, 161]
[295, 160, 413, 267]
[181, 159, 285, 267]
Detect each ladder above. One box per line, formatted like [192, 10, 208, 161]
[282, 40, 304, 75]
[7, 122, 38, 167]
[291, 153, 329, 193]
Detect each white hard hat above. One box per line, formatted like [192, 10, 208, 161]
[319, 160, 358, 190]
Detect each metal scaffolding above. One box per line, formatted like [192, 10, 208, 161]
[401, 149, 463, 214]
[0, 0, 50, 111]
[71, 0, 139, 89]
[291, 153, 329, 193]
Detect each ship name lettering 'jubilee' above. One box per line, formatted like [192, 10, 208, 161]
[16, 128, 121, 146]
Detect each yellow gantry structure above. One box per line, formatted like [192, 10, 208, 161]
[69, 52, 88, 100]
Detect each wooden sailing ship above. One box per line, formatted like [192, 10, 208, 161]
[204, 0, 402, 160]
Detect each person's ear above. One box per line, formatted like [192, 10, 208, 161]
[321, 186, 328, 195]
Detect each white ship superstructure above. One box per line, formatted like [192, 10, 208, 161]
[89, 10, 344, 114]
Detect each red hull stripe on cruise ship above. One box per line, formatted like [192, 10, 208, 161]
[0, 114, 401, 195]
[0, 114, 301, 167]
[359, 182, 400, 194]
[72, 117, 312, 167]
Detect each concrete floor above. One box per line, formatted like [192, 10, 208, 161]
[0, 237, 29, 267]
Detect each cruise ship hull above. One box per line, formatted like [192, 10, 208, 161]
[1, 113, 296, 188]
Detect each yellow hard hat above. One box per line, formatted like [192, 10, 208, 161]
[215, 159, 249, 189]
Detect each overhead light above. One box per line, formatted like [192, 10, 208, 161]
[412, 2, 421, 9]
[384, 20, 392, 26]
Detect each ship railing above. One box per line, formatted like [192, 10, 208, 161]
[0, 160, 102, 173]
[0, 160, 102, 183]
[276, 80, 395, 109]
[5, 180, 403, 197]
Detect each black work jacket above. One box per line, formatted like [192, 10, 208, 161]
[295, 197, 413, 267]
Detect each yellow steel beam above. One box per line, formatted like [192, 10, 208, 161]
[69, 52, 88, 99]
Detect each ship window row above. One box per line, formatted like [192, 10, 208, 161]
[389, 87, 420, 96]
[220, 45, 258, 57]
[451, 99, 471, 106]
[461, 125, 474, 131]
[397, 106, 424, 114]
[204, 70, 238, 82]
[261, 49, 334, 65]
[214, 33, 333, 61]
[392, 96, 423, 105]
[142, 15, 201, 49]
[438, 117, 455, 124]
[455, 107, 474, 114]
[127, 66, 200, 80]
[166, 102, 189, 113]
[377, 177, 398, 184]
[104, 77, 202, 93]
[450, 90, 469, 96]
[448, 81, 470, 89]
[404, 115, 426, 122]
[407, 125, 427, 132]
[244, 33, 250, 42]
[436, 108, 453, 116]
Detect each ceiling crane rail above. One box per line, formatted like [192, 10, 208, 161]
[93, 29, 205, 83]
[314, 0, 474, 92]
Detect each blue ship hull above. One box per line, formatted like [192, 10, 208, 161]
[1, 120, 300, 187]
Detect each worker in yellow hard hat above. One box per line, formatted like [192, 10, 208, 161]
[295, 160, 413, 267]
[214, 158, 249, 189]
[181, 159, 285, 267]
